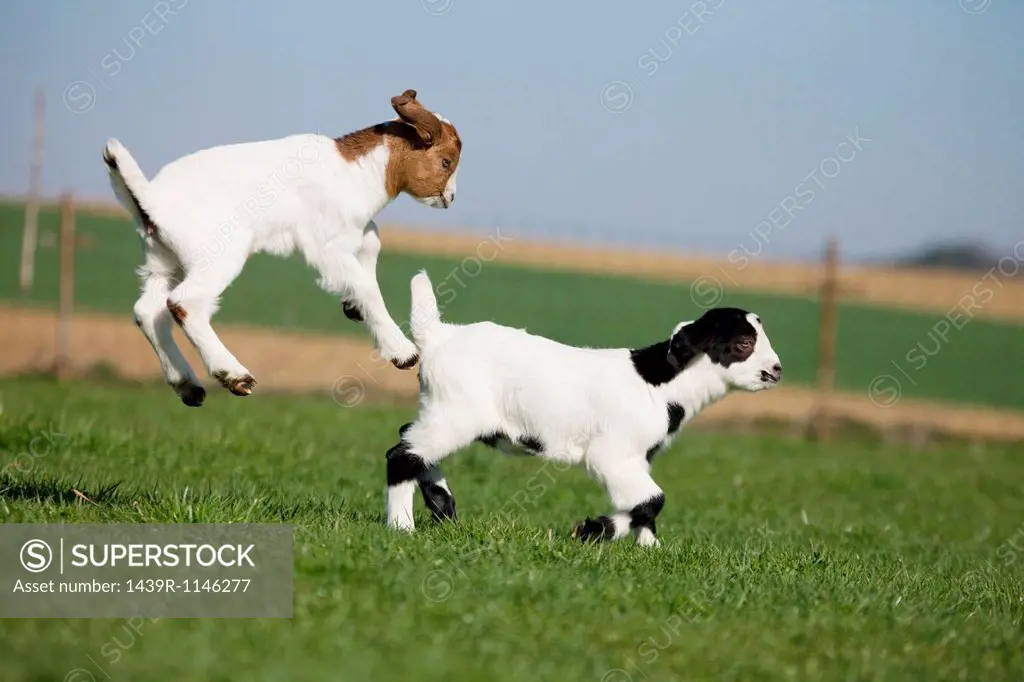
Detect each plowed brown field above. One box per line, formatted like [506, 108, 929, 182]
[4, 304, 1023, 443]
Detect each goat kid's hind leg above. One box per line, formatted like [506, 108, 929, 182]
[166, 251, 256, 397]
[386, 418, 473, 532]
[133, 243, 205, 407]
[573, 457, 665, 548]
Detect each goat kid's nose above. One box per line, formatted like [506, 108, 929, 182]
[772, 363, 782, 376]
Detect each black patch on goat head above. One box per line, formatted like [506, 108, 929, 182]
[669, 308, 757, 369]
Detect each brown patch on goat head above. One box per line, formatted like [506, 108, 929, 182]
[385, 90, 461, 201]
[385, 121, 460, 201]
[166, 300, 187, 325]
[333, 89, 461, 202]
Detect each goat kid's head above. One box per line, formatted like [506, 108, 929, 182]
[388, 89, 461, 209]
[668, 308, 782, 392]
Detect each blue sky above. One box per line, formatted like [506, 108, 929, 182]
[0, 0, 1020, 262]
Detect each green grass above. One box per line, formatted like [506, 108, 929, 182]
[1, 376, 1023, 680]
[2, 202, 1023, 409]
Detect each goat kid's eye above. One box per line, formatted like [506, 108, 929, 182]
[442, 158, 451, 169]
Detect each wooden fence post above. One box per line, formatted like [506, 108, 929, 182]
[55, 193, 76, 381]
[19, 87, 45, 294]
[812, 238, 839, 441]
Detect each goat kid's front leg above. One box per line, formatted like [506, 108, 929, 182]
[393, 422, 457, 523]
[386, 419, 472, 532]
[319, 245, 418, 370]
[386, 450, 458, 532]
[573, 460, 665, 548]
[341, 223, 377, 322]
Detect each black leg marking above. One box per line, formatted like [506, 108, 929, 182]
[572, 516, 616, 543]
[386, 441, 427, 486]
[419, 481, 457, 522]
[629, 494, 665, 535]
[399, 422, 414, 438]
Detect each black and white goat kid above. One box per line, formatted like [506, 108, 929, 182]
[385, 271, 783, 546]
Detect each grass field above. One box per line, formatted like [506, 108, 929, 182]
[1, 375, 1023, 680]
[2, 203, 1023, 410]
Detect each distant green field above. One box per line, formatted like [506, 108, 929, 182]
[2, 376, 1023, 681]
[2, 202, 1022, 409]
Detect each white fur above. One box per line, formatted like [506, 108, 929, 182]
[104, 121, 454, 403]
[387, 271, 782, 543]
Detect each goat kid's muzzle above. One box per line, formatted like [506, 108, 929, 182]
[760, 363, 783, 384]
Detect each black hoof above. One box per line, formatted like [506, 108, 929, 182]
[342, 301, 364, 322]
[213, 371, 257, 396]
[177, 384, 206, 408]
[571, 516, 614, 543]
[420, 482, 457, 523]
[392, 354, 419, 370]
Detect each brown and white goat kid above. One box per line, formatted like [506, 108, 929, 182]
[103, 89, 461, 406]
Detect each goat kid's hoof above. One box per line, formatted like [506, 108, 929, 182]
[213, 371, 257, 396]
[173, 382, 206, 408]
[341, 300, 363, 323]
[392, 353, 419, 370]
[572, 517, 612, 543]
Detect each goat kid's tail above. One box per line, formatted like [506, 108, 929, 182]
[103, 138, 158, 236]
[409, 270, 442, 347]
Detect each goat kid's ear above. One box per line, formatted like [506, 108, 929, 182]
[391, 89, 442, 147]
[667, 331, 694, 369]
[667, 321, 714, 368]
